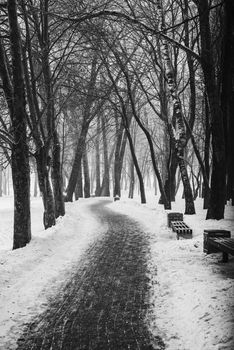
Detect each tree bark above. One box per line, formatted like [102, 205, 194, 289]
[157, 0, 195, 214]
[119, 66, 170, 208]
[51, 130, 65, 217]
[95, 116, 101, 196]
[0, 166, 2, 197]
[7, 0, 31, 249]
[128, 159, 135, 199]
[124, 125, 146, 204]
[113, 119, 127, 198]
[195, 0, 226, 219]
[75, 165, 83, 200]
[100, 116, 110, 197]
[83, 145, 90, 198]
[35, 148, 56, 229]
[177, 150, 196, 214]
[221, 0, 234, 205]
[37, 0, 65, 218]
[65, 122, 89, 201]
[203, 96, 211, 209]
[66, 52, 98, 201]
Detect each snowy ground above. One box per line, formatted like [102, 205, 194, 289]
[0, 193, 233, 350]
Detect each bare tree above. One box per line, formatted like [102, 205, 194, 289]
[0, 0, 31, 249]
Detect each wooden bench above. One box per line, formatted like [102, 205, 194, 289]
[171, 221, 192, 240]
[206, 237, 234, 263]
[167, 212, 183, 227]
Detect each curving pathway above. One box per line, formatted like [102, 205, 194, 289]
[16, 200, 165, 350]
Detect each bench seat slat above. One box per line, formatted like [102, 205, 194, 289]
[209, 238, 234, 256]
[170, 221, 192, 239]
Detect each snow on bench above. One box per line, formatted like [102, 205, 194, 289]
[167, 212, 183, 228]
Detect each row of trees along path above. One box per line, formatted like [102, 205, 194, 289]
[0, 0, 233, 249]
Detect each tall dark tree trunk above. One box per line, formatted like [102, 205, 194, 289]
[83, 146, 90, 198]
[35, 148, 56, 229]
[95, 116, 101, 197]
[203, 96, 211, 209]
[125, 127, 146, 204]
[7, 0, 31, 249]
[75, 165, 83, 200]
[183, 0, 210, 207]
[195, 0, 226, 219]
[169, 149, 178, 202]
[221, 0, 234, 205]
[100, 116, 110, 197]
[51, 130, 65, 217]
[177, 150, 196, 214]
[159, 126, 171, 206]
[0, 166, 2, 197]
[128, 159, 135, 199]
[113, 124, 123, 198]
[66, 122, 89, 201]
[113, 119, 127, 198]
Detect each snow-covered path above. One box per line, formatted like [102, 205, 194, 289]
[109, 197, 234, 350]
[16, 200, 164, 349]
[0, 195, 234, 349]
[0, 199, 105, 349]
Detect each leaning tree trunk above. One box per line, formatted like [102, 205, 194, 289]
[116, 107, 146, 203]
[113, 119, 128, 198]
[177, 150, 196, 214]
[35, 147, 56, 229]
[7, 0, 31, 249]
[104, 53, 146, 203]
[66, 52, 98, 201]
[128, 159, 135, 199]
[112, 42, 170, 208]
[124, 72, 170, 209]
[66, 122, 89, 201]
[126, 129, 146, 203]
[75, 164, 83, 200]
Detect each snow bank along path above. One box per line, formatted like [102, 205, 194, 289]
[0, 198, 106, 349]
[108, 197, 234, 350]
[0, 195, 234, 350]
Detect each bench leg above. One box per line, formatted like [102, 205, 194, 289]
[222, 252, 229, 263]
